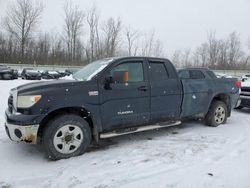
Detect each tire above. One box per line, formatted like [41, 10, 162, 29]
[43, 114, 92, 160]
[205, 100, 228, 127]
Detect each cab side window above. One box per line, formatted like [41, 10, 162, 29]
[149, 62, 169, 81]
[111, 62, 144, 83]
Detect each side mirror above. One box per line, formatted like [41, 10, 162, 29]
[112, 71, 129, 83]
[104, 71, 129, 90]
[104, 75, 112, 90]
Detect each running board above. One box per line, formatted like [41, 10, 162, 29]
[100, 121, 181, 139]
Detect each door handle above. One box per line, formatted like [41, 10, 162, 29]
[138, 86, 148, 91]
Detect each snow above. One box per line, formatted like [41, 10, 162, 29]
[0, 79, 250, 188]
[26, 70, 41, 74]
[48, 71, 59, 74]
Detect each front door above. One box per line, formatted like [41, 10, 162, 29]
[99, 59, 150, 131]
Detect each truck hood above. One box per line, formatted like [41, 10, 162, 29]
[16, 79, 80, 94]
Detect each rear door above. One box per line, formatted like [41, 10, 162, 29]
[99, 59, 150, 131]
[180, 70, 213, 117]
[149, 59, 182, 121]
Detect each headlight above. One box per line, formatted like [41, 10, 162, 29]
[17, 95, 42, 108]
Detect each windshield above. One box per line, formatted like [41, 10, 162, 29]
[73, 59, 113, 81]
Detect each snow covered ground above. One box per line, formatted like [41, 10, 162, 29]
[0, 79, 250, 188]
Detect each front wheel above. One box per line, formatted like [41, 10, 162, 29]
[205, 101, 228, 127]
[43, 114, 92, 160]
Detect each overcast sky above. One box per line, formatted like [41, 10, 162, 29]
[0, 0, 250, 55]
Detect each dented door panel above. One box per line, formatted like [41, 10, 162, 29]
[181, 79, 214, 117]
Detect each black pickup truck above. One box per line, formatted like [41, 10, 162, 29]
[5, 57, 240, 160]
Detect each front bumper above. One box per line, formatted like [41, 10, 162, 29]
[5, 122, 39, 144]
[239, 95, 250, 108]
[235, 98, 242, 108]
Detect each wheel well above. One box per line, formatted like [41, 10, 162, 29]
[37, 107, 94, 143]
[211, 93, 231, 116]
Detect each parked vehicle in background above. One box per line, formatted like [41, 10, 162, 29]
[65, 68, 80, 75]
[241, 74, 250, 82]
[0, 65, 18, 80]
[21, 68, 41, 80]
[5, 57, 240, 160]
[236, 79, 250, 109]
[57, 70, 71, 77]
[41, 70, 61, 79]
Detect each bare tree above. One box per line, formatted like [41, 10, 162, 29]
[86, 5, 100, 62]
[4, 0, 43, 62]
[124, 27, 139, 56]
[140, 31, 164, 57]
[244, 37, 250, 67]
[141, 31, 155, 56]
[102, 17, 122, 57]
[227, 32, 243, 68]
[50, 33, 67, 65]
[196, 43, 208, 67]
[183, 48, 191, 67]
[63, 1, 84, 62]
[152, 39, 164, 57]
[217, 39, 229, 69]
[35, 33, 51, 64]
[207, 32, 220, 68]
[171, 50, 182, 67]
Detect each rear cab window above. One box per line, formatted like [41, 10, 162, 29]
[189, 70, 205, 79]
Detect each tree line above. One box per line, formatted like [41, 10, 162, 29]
[0, 0, 164, 66]
[172, 32, 250, 69]
[0, 0, 249, 69]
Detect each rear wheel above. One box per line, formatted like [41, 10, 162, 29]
[205, 101, 227, 127]
[43, 114, 91, 160]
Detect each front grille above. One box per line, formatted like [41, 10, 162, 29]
[241, 87, 250, 92]
[241, 99, 250, 107]
[8, 94, 13, 113]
